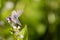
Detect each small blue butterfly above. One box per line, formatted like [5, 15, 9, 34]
[6, 9, 23, 26]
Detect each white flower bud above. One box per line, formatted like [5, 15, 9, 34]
[17, 26, 21, 30]
[20, 34, 24, 38]
[8, 20, 10, 23]
[13, 26, 16, 29]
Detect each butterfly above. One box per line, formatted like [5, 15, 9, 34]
[6, 9, 23, 28]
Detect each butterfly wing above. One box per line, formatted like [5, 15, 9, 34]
[10, 10, 23, 25]
[11, 10, 17, 18]
[16, 19, 21, 26]
[11, 9, 23, 18]
[17, 9, 23, 17]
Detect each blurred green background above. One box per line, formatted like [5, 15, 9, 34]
[0, 0, 60, 40]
